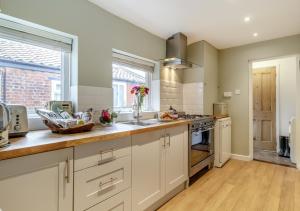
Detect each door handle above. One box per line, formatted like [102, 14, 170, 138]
[65, 156, 70, 183]
[166, 133, 171, 147]
[162, 134, 166, 148]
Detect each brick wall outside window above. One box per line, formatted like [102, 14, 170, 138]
[0, 67, 61, 113]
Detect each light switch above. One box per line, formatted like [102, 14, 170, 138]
[224, 92, 232, 97]
[235, 89, 241, 95]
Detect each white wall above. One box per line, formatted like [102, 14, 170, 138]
[252, 56, 297, 137]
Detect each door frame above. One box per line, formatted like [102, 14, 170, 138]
[248, 54, 300, 166]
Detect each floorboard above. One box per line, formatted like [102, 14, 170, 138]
[158, 160, 299, 211]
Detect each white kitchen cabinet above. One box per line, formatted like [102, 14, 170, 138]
[132, 125, 188, 211]
[74, 155, 131, 211]
[86, 188, 131, 211]
[214, 117, 231, 167]
[132, 130, 166, 211]
[0, 148, 73, 211]
[165, 125, 188, 193]
[74, 137, 131, 211]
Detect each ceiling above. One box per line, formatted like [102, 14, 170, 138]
[89, 0, 300, 49]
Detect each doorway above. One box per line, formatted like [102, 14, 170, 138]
[251, 56, 297, 167]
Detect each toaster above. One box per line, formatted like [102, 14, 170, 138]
[7, 105, 29, 138]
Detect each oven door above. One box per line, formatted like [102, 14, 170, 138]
[190, 127, 214, 167]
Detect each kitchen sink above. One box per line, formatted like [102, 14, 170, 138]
[122, 119, 160, 127]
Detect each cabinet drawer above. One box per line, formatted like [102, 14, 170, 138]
[74, 155, 131, 211]
[86, 189, 131, 211]
[74, 136, 131, 171]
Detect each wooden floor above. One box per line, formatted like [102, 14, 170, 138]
[159, 159, 300, 211]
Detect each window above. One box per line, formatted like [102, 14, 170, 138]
[0, 15, 73, 117]
[112, 51, 155, 112]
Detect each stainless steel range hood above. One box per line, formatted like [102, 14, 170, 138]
[162, 32, 195, 69]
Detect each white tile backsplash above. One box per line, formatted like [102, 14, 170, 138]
[78, 87, 112, 110]
[77, 86, 113, 123]
[160, 80, 183, 112]
[74, 82, 203, 123]
[183, 82, 204, 114]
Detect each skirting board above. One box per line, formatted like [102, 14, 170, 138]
[231, 154, 252, 161]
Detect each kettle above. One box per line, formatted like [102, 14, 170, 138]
[0, 102, 11, 147]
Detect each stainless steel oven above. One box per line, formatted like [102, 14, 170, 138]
[188, 116, 215, 177]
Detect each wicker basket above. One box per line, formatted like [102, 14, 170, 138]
[43, 120, 95, 134]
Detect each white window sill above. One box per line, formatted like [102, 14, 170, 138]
[28, 116, 48, 131]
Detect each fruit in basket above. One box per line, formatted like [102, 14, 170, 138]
[77, 119, 85, 125]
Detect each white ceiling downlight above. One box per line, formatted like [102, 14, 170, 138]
[253, 33, 258, 37]
[244, 16, 251, 23]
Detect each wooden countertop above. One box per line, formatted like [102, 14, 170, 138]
[0, 120, 190, 161]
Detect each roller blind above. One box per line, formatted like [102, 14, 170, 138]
[0, 17, 72, 52]
[113, 51, 155, 72]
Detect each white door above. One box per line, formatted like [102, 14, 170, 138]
[132, 130, 165, 211]
[0, 148, 73, 211]
[165, 125, 188, 194]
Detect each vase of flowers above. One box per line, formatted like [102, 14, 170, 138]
[130, 85, 149, 122]
[99, 109, 118, 126]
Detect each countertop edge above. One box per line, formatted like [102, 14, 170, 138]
[0, 120, 191, 161]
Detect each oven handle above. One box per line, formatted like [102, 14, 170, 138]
[192, 127, 214, 133]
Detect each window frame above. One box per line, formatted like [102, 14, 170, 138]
[0, 13, 78, 130]
[112, 50, 156, 113]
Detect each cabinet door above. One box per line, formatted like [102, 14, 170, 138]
[227, 119, 232, 159]
[221, 120, 231, 163]
[0, 148, 73, 211]
[132, 130, 165, 211]
[165, 125, 188, 194]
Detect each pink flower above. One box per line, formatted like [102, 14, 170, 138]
[130, 85, 149, 96]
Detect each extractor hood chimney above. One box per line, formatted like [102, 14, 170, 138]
[163, 32, 192, 69]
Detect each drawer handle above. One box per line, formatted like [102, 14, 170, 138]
[98, 177, 117, 193]
[98, 149, 116, 165]
[98, 156, 117, 165]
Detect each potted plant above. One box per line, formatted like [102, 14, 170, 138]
[99, 109, 118, 126]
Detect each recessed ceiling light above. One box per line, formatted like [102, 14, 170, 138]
[253, 32, 258, 37]
[244, 16, 251, 23]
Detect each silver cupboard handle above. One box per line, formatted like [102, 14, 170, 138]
[98, 149, 116, 165]
[162, 134, 166, 148]
[65, 156, 70, 183]
[166, 133, 171, 147]
[98, 177, 117, 193]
